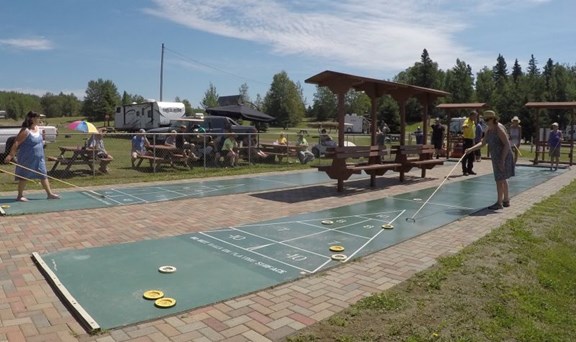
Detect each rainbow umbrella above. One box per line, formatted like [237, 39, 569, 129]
[68, 120, 99, 133]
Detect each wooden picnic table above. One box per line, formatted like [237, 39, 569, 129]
[47, 146, 104, 172]
[134, 145, 192, 171]
[259, 143, 299, 163]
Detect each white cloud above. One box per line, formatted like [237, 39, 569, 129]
[143, 0, 547, 75]
[0, 38, 53, 51]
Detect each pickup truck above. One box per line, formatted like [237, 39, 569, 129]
[147, 116, 257, 144]
[0, 125, 58, 158]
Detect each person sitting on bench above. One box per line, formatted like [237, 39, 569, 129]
[86, 129, 113, 174]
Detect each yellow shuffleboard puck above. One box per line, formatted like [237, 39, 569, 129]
[321, 220, 334, 225]
[155, 297, 176, 308]
[143, 290, 164, 300]
[382, 223, 394, 229]
[329, 245, 345, 252]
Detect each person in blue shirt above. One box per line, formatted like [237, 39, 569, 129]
[131, 129, 150, 167]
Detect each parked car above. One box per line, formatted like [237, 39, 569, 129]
[146, 116, 257, 144]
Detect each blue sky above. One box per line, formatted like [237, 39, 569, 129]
[1, 0, 575, 109]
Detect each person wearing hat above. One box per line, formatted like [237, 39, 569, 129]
[509, 116, 522, 164]
[3, 111, 60, 201]
[461, 111, 477, 175]
[430, 118, 445, 159]
[548, 122, 562, 171]
[464, 110, 515, 210]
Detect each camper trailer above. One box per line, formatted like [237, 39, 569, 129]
[114, 101, 185, 131]
[344, 113, 369, 133]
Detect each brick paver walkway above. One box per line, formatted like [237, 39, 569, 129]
[1, 160, 573, 342]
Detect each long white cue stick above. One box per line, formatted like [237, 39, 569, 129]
[0, 167, 39, 184]
[406, 153, 467, 223]
[10, 162, 106, 198]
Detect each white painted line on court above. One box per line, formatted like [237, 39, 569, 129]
[199, 232, 319, 273]
[238, 210, 406, 228]
[343, 210, 406, 262]
[392, 197, 475, 210]
[204, 227, 329, 259]
[81, 191, 113, 205]
[298, 220, 374, 239]
[104, 188, 150, 204]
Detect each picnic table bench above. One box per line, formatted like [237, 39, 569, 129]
[259, 143, 299, 162]
[134, 145, 194, 172]
[316, 145, 401, 192]
[47, 146, 112, 173]
[392, 144, 444, 182]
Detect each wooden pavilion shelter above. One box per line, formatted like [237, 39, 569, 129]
[436, 103, 489, 158]
[305, 70, 450, 191]
[305, 70, 450, 149]
[525, 101, 576, 166]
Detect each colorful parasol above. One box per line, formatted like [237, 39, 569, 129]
[68, 120, 99, 133]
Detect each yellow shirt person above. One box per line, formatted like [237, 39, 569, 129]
[462, 117, 476, 140]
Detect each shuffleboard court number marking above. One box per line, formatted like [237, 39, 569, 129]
[229, 235, 246, 241]
[363, 225, 375, 229]
[277, 227, 290, 231]
[286, 253, 307, 261]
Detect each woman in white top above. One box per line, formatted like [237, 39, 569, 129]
[509, 116, 522, 164]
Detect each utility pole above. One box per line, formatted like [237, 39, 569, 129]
[159, 43, 164, 101]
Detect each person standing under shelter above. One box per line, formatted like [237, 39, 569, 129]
[3, 111, 60, 201]
[414, 126, 423, 144]
[509, 116, 522, 164]
[461, 111, 477, 175]
[548, 122, 562, 171]
[430, 118, 445, 159]
[464, 110, 515, 210]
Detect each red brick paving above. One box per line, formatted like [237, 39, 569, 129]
[0, 162, 573, 341]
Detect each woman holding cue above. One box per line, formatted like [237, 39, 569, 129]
[3, 111, 60, 201]
[464, 110, 515, 210]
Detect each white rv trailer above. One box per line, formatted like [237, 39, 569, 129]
[114, 101, 185, 131]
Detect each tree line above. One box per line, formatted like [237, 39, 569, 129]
[2, 50, 575, 141]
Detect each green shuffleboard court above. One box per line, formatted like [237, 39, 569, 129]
[32, 166, 563, 332]
[0, 171, 367, 216]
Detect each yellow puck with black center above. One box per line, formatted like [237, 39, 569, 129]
[329, 245, 345, 252]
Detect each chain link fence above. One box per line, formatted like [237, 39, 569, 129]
[0, 131, 315, 187]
